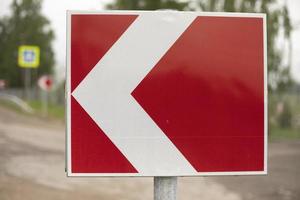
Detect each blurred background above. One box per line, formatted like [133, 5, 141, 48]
[0, 0, 299, 200]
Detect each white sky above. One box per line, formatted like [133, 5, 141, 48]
[0, 0, 299, 82]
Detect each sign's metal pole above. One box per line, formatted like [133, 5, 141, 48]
[42, 90, 48, 117]
[154, 177, 177, 200]
[24, 68, 31, 100]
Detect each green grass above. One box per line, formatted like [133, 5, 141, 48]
[0, 99, 65, 120]
[269, 126, 300, 140]
[0, 99, 24, 113]
[269, 93, 300, 140]
[28, 100, 65, 119]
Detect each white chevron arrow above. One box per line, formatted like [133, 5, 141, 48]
[72, 12, 197, 175]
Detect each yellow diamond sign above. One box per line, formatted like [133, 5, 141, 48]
[18, 45, 40, 68]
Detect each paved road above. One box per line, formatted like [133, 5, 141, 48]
[0, 105, 299, 200]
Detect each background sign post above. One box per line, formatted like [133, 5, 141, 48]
[18, 45, 40, 100]
[38, 75, 53, 117]
[24, 68, 31, 100]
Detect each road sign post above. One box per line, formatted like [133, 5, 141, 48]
[67, 10, 267, 200]
[66, 11, 267, 176]
[38, 75, 53, 117]
[18, 45, 40, 100]
[41, 89, 48, 116]
[24, 68, 31, 100]
[154, 177, 177, 200]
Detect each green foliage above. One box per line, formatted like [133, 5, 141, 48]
[107, 0, 293, 93]
[0, 0, 55, 87]
[106, 0, 189, 10]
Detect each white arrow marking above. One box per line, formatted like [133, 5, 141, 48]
[72, 12, 197, 175]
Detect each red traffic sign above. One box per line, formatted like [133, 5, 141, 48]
[66, 11, 267, 176]
[38, 75, 53, 91]
[0, 79, 6, 89]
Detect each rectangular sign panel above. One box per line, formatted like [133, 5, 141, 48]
[66, 11, 267, 176]
[18, 45, 40, 68]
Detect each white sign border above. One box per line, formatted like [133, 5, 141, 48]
[66, 10, 268, 177]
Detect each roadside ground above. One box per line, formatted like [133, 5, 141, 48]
[0, 104, 299, 200]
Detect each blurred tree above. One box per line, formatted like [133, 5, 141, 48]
[0, 0, 55, 87]
[107, 0, 293, 92]
[106, 0, 190, 10]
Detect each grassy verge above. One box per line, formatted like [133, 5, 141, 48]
[0, 99, 25, 113]
[28, 100, 65, 119]
[0, 99, 65, 120]
[269, 126, 300, 140]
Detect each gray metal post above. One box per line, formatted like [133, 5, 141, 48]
[154, 177, 177, 200]
[24, 68, 31, 100]
[41, 90, 48, 117]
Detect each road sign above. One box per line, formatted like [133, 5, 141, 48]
[0, 79, 6, 89]
[38, 75, 52, 117]
[66, 11, 267, 176]
[38, 75, 53, 91]
[18, 45, 40, 68]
